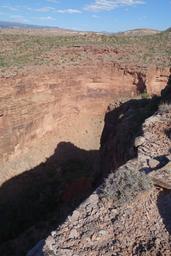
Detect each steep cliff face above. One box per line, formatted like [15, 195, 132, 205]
[146, 67, 171, 95]
[0, 64, 170, 184]
[100, 75, 171, 175]
[32, 80, 171, 256]
[0, 72, 170, 256]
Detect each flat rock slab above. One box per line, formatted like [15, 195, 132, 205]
[149, 162, 171, 189]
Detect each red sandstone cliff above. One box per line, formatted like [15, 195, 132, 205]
[26, 76, 171, 256]
[0, 64, 170, 184]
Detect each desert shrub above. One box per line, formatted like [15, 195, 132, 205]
[140, 89, 150, 99]
[0, 56, 6, 67]
[99, 162, 152, 206]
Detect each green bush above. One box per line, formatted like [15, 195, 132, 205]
[140, 89, 150, 99]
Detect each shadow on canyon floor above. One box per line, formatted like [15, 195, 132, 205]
[0, 142, 99, 255]
[0, 89, 168, 256]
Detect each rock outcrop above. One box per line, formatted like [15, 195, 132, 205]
[42, 187, 171, 256]
[26, 78, 171, 256]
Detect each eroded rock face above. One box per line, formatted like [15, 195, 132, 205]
[0, 64, 170, 184]
[0, 63, 132, 184]
[146, 67, 171, 95]
[37, 83, 171, 256]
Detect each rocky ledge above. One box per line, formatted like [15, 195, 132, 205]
[27, 78, 171, 256]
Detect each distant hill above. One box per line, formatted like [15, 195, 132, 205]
[115, 28, 160, 36]
[165, 27, 171, 32]
[0, 21, 169, 36]
[0, 21, 46, 29]
[0, 21, 79, 34]
[0, 21, 85, 34]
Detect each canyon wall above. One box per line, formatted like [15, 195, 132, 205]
[0, 63, 170, 184]
[146, 67, 171, 95]
[30, 79, 171, 256]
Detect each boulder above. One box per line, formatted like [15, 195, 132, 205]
[149, 162, 171, 189]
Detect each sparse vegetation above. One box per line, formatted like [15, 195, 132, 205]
[100, 163, 152, 206]
[140, 89, 150, 99]
[0, 30, 171, 69]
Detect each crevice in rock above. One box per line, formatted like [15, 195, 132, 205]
[136, 73, 147, 94]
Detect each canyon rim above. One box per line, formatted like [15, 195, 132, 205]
[0, 27, 171, 256]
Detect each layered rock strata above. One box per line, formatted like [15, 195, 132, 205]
[0, 64, 170, 184]
[36, 82, 171, 256]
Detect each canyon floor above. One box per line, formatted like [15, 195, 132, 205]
[0, 29, 171, 255]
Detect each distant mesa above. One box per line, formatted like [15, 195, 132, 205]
[115, 28, 161, 36]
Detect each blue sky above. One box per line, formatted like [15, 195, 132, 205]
[0, 0, 170, 32]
